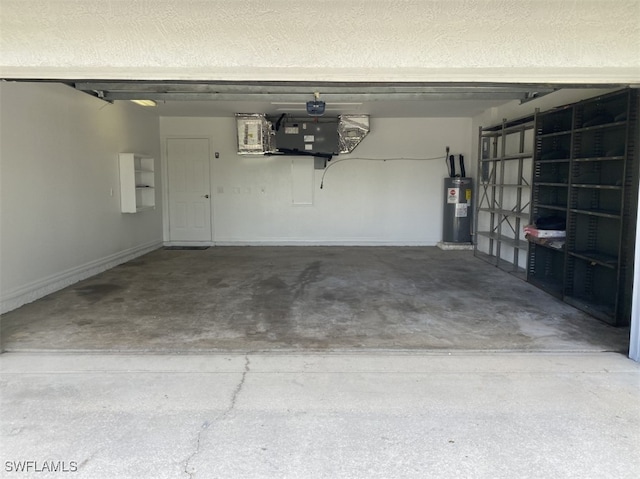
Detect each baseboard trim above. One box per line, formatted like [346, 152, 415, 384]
[1, 240, 162, 314]
[212, 240, 439, 247]
[163, 241, 215, 247]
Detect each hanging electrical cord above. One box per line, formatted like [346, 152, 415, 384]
[319, 154, 448, 189]
[444, 146, 451, 177]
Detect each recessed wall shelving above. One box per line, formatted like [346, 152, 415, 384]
[119, 153, 156, 213]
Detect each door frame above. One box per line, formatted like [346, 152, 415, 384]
[161, 136, 214, 246]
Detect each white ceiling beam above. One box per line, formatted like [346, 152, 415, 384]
[102, 92, 533, 102]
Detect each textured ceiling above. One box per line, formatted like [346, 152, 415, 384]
[3, 1, 637, 117]
[1, 0, 639, 83]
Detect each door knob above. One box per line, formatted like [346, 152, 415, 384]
[204, 194, 209, 198]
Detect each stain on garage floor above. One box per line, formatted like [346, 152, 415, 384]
[0, 247, 629, 352]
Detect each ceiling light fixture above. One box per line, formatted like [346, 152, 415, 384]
[130, 99, 157, 107]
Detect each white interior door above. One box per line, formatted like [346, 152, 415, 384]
[167, 138, 212, 243]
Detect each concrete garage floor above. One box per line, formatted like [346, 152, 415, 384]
[0, 246, 630, 353]
[1, 247, 638, 478]
[1, 353, 639, 479]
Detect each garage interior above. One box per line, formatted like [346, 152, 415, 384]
[2, 3, 640, 478]
[0, 80, 637, 354]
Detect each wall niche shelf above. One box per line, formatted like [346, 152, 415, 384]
[119, 153, 156, 213]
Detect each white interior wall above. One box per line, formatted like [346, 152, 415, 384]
[1, 1, 638, 83]
[0, 82, 162, 313]
[160, 117, 471, 245]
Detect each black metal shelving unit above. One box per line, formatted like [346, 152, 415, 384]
[528, 104, 573, 298]
[477, 89, 639, 326]
[528, 89, 638, 326]
[563, 90, 637, 325]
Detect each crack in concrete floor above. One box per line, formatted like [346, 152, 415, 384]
[182, 354, 251, 478]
